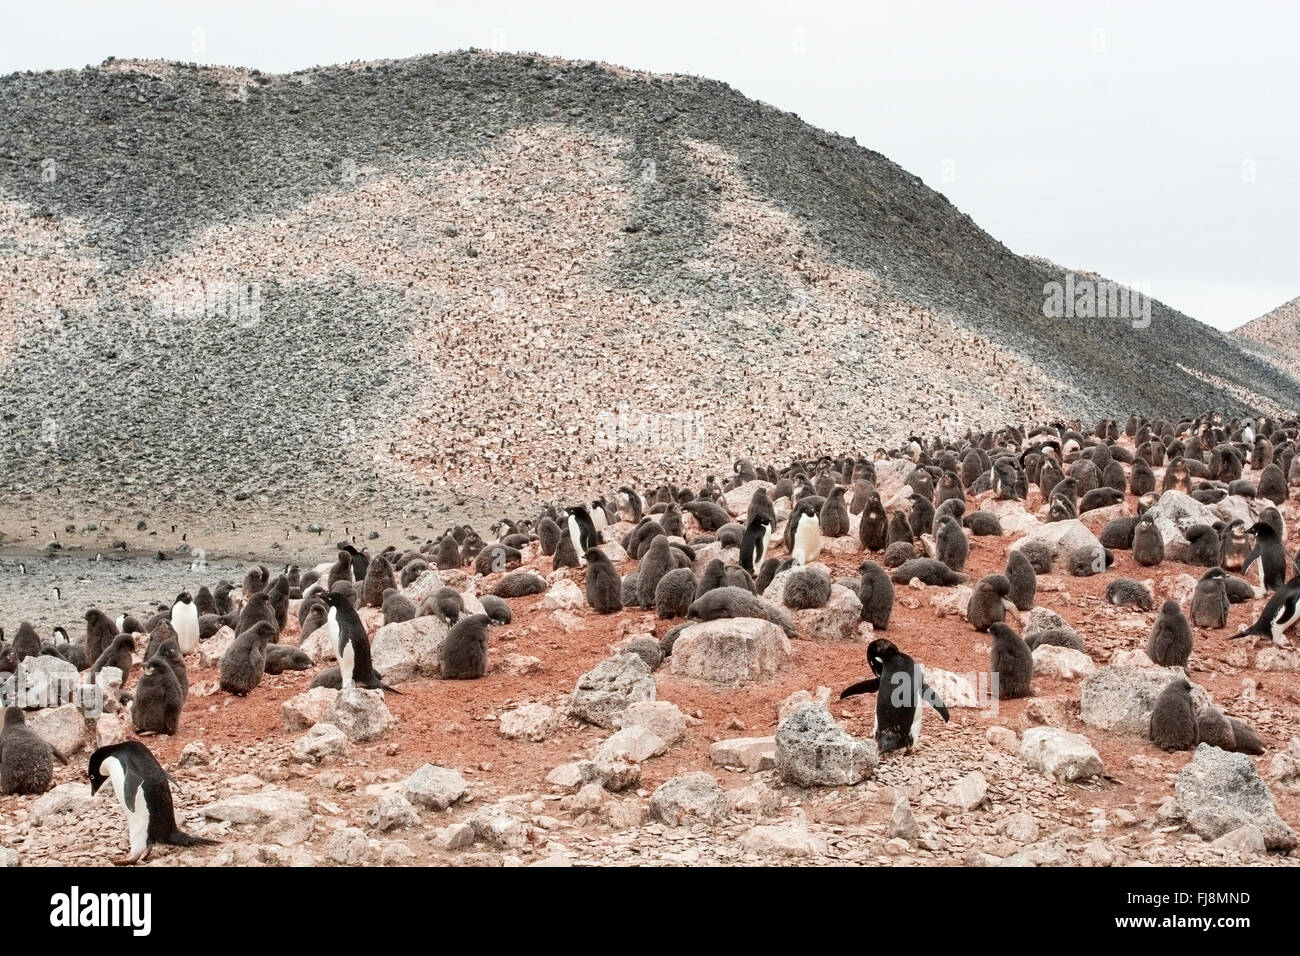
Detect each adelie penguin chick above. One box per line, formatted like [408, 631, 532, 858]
[1228, 575, 1300, 647]
[440, 614, 490, 679]
[552, 526, 580, 570]
[655, 568, 698, 618]
[84, 609, 118, 663]
[1, 706, 67, 794]
[1132, 514, 1165, 566]
[219, 621, 276, 696]
[89, 741, 218, 865]
[839, 639, 949, 754]
[480, 594, 512, 625]
[694, 558, 728, 602]
[889, 558, 966, 587]
[1147, 600, 1194, 667]
[91, 633, 136, 682]
[636, 536, 675, 609]
[382, 588, 416, 625]
[1149, 678, 1197, 751]
[263, 644, 313, 674]
[967, 574, 1017, 632]
[754, 557, 782, 596]
[584, 547, 624, 614]
[819, 487, 850, 538]
[934, 515, 969, 573]
[783, 566, 832, 610]
[1105, 577, 1154, 611]
[132, 657, 184, 735]
[12, 622, 40, 664]
[1190, 567, 1230, 629]
[1004, 550, 1037, 611]
[857, 560, 894, 630]
[988, 622, 1033, 699]
[857, 494, 888, 551]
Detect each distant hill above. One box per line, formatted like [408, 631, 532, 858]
[3, 51, 1299, 522]
[1233, 295, 1300, 379]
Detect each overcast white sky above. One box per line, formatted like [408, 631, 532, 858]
[4, 0, 1295, 330]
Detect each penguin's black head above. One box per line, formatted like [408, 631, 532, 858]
[865, 638, 898, 674]
[321, 590, 353, 610]
[1201, 567, 1227, 581]
[582, 547, 606, 564]
[3, 706, 25, 730]
[176, 591, 193, 605]
[88, 747, 113, 796]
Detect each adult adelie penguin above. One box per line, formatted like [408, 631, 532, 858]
[791, 511, 822, 566]
[1228, 575, 1300, 647]
[1243, 521, 1289, 592]
[739, 514, 773, 575]
[170, 592, 199, 655]
[839, 639, 949, 753]
[318, 591, 396, 692]
[565, 505, 599, 566]
[89, 741, 218, 864]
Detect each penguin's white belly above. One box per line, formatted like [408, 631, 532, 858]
[569, 517, 586, 565]
[792, 520, 821, 566]
[172, 606, 199, 654]
[104, 757, 150, 860]
[340, 639, 355, 690]
[327, 613, 341, 662]
[757, 526, 771, 567]
[591, 509, 607, 533]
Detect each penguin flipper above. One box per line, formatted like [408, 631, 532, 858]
[921, 681, 950, 722]
[122, 767, 144, 814]
[1227, 625, 1264, 641]
[1242, 547, 1261, 575]
[50, 745, 68, 766]
[840, 678, 880, 699]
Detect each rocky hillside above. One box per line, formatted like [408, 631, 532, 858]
[3, 52, 1299, 524]
[1234, 295, 1300, 378]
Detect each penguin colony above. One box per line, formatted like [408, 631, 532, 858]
[2, 411, 1300, 864]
